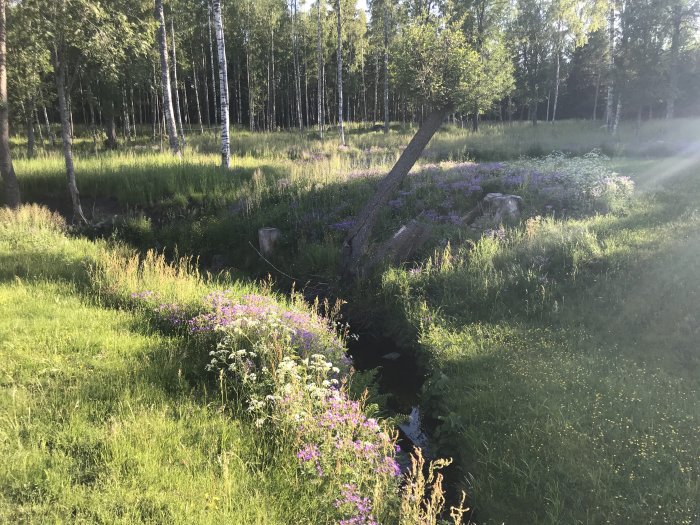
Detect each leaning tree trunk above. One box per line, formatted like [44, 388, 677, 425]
[552, 45, 561, 122]
[341, 104, 451, 275]
[336, 0, 345, 146]
[155, 0, 181, 157]
[0, 0, 19, 208]
[212, 0, 230, 168]
[383, 0, 389, 133]
[53, 46, 86, 223]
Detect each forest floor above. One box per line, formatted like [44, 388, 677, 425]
[3, 119, 699, 524]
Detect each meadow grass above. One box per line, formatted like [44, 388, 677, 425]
[4, 119, 700, 523]
[0, 206, 464, 524]
[0, 280, 288, 524]
[379, 157, 700, 523]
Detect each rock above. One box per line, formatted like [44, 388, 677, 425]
[483, 192, 522, 224]
[461, 192, 523, 227]
[258, 227, 281, 256]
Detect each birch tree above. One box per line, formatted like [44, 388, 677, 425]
[335, 0, 345, 146]
[155, 0, 181, 156]
[171, 18, 186, 146]
[212, 0, 230, 168]
[0, 0, 19, 208]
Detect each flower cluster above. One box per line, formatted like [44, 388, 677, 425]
[129, 288, 405, 525]
[335, 484, 377, 525]
[185, 291, 345, 363]
[273, 356, 401, 524]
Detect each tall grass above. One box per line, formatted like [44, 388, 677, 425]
[0, 206, 469, 524]
[378, 158, 700, 523]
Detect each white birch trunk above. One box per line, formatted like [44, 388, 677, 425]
[317, 0, 324, 137]
[336, 0, 345, 146]
[155, 0, 181, 156]
[170, 19, 186, 147]
[212, 0, 230, 168]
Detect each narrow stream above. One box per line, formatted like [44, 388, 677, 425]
[346, 327, 469, 520]
[346, 331, 433, 456]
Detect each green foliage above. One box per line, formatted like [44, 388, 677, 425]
[391, 18, 480, 110]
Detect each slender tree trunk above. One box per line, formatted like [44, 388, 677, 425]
[68, 94, 74, 138]
[271, 28, 276, 130]
[201, 43, 211, 127]
[122, 87, 131, 141]
[34, 104, 44, 145]
[39, 86, 56, 146]
[605, 5, 615, 132]
[170, 19, 186, 147]
[87, 92, 97, 152]
[246, 35, 254, 132]
[358, 44, 366, 122]
[208, 1, 218, 125]
[552, 46, 561, 122]
[666, 9, 681, 119]
[336, 0, 345, 146]
[0, 0, 19, 207]
[383, 1, 389, 133]
[155, 0, 181, 156]
[53, 46, 85, 222]
[304, 54, 310, 127]
[130, 87, 137, 138]
[182, 75, 190, 125]
[152, 64, 159, 141]
[341, 104, 452, 274]
[613, 94, 622, 133]
[593, 66, 601, 120]
[373, 53, 378, 122]
[291, 0, 303, 130]
[212, 0, 230, 168]
[192, 61, 204, 133]
[317, 0, 324, 138]
[237, 61, 242, 125]
[25, 100, 36, 159]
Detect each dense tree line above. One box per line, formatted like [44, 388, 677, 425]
[1, 0, 699, 213]
[5, 0, 700, 139]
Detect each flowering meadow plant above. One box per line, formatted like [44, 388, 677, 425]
[128, 286, 468, 524]
[323, 152, 633, 238]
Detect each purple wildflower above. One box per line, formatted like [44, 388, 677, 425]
[329, 219, 357, 231]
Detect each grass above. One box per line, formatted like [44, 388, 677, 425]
[4, 119, 700, 523]
[0, 280, 287, 524]
[380, 157, 700, 523]
[0, 206, 460, 524]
